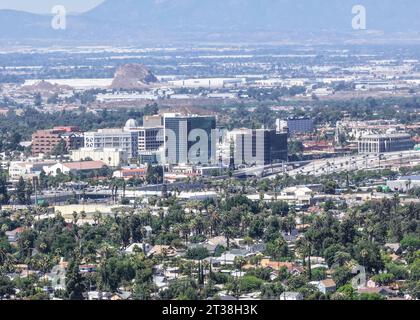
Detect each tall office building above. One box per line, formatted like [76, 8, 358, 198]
[163, 114, 217, 165]
[228, 128, 288, 166]
[143, 115, 163, 127]
[123, 118, 164, 152]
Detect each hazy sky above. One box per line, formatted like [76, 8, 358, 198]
[0, 0, 104, 13]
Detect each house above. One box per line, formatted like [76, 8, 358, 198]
[230, 271, 246, 278]
[5, 227, 26, 243]
[125, 243, 152, 255]
[214, 250, 250, 266]
[260, 259, 304, 275]
[111, 291, 132, 300]
[47, 262, 67, 291]
[357, 286, 396, 297]
[279, 292, 303, 300]
[147, 245, 177, 258]
[153, 275, 168, 289]
[277, 186, 314, 205]
[79, 264, 98, 273]
[207, 236, 228, 247]
[215, 253, 239, 265]
[239, 292, 261, 300]
[384, 243, 402, 255]
[87, 291, 112, 300]
[317, 279, 337, 294]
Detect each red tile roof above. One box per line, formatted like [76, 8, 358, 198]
[63, 161, 106, 170]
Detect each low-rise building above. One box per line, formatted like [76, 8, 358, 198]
[8, 160, 56, 180]
[387, 175, 420, 192]
[45, 161, 106, 176]
[71, 148, 128, 167]
[113, 166, 147, 179]
[317, 279, 337, 294]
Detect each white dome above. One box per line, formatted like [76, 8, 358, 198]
[125, 119, 138, 129]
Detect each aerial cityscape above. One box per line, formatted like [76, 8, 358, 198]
[0, 0, 419, 305]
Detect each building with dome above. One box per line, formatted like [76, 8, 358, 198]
[83, 116, 164, 162]
[124, 119, 139, 130]
[84, 128, 139, 159]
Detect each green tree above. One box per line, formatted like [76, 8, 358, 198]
[185, 247, 210, 260]
[0, 174, 10, 208]
[66, 257, 85, 300]
[322, 180, 338, 195]
[16, 177, 27, 205]
[34, 92, 42, 106]
[51, 139, 68, 157]
[25, 179, 33, 205]
[0, 275, 14, 297]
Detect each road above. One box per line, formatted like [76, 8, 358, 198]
[27, 150, 420, 204]
[269, 150, 420, 178]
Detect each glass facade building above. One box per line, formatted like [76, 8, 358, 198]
[164, 114, 217, 165]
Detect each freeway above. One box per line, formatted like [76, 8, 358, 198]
[269, 150, 420, 178]
[27, 150, 420, 205]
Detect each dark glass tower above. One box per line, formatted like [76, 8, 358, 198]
[164, 114, 216, 165]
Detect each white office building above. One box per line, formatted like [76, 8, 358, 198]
[84, 129, 139, 159]
[358, 133, 414, 154]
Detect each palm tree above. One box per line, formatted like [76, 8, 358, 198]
[80, 211, 87, 224]
[93, 210, 102, 225]
[392, 193, 400, 216]
[296, 237, 312, 280]
[72, 211, 79, 225]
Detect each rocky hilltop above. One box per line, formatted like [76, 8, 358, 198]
[111, 64, 158, 90]
[20, 80, 73, 93]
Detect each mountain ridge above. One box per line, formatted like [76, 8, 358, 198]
[0, 0, 419, 45]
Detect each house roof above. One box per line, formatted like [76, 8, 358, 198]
[6, 227, 26, 235]
[207, 236, 228, 246]
[62, 161, 106, 170]
[149, 245, 176, 257]
[320, 279, 336, 288]
[260, 259, 302, 272]
[357, 287, 393, 295]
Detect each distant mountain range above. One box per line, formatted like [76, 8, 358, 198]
[1, 0, 419, 45]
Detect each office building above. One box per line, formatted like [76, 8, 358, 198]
[123, 118, 164, 153]
[276, 117, 314, 134]
[31, 126, 82, 156]
[137, 127, 164, 152]
[84, 129, 139, 159]
[143, 115, 163, 127]
[228, 128, 288, 166]
[164, 114, 217, 165]
[358, 133, 414, 154]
